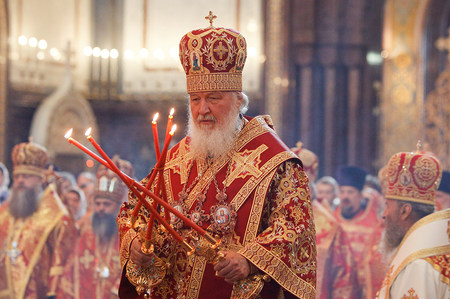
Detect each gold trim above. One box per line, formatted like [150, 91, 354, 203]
[243, 169, 276, 245]
[424, 255, 450, 286]
[240, 243, 315, 299]
[49, 266, 63, 276]
[233, 151, 295, 212]
[185, 154, 229, 210]
[386, 245, 450, 291]
[385, 195, 435, 205]
[396, 209, 450, 251]
[186, 256, 207, 299]
[186, 73, 242, 93]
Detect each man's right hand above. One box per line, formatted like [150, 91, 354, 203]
[129, 238, 156, 267]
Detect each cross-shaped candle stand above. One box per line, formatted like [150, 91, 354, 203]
[64, 110, 220, 256]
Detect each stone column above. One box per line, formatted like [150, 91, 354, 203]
[0, 0, 7, 162]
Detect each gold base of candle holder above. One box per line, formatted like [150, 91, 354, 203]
[231, 273, 271, 299]
[126, 257, 167, 296]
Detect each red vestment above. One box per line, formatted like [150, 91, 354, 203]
[0, 184, 76, 299]
[57, 219, 122, 299]
[313, 200, 359, 299]
[117, 116, 317, 298]
[334, 201, 386, 298]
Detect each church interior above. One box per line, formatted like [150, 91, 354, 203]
[0, 0, 448, 180]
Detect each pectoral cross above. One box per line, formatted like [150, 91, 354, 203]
[6, 241, 21, 265]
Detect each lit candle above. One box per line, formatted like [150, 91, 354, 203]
[152, 113, 160, 160]
[131, 125, 176, 219]
[65, 128, 217, 247]
[64, 129, 109, 168]
[83, 129, 190, 248]
[165, 108, 175, 140]
[85, 128, 127, 180]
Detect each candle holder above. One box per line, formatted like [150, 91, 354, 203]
[125, 224, 170, 296]
[231, 273, 271, 299]
[126, 257, 167, 297]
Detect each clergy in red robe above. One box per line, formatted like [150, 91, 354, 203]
[334, 166, 387, 298]
[57, 157, 134, 299]
[292, 143, 359, 298]
[0, 141, 76, 299]
[117, 12, 316, 299]
[314, 198, 360, 299]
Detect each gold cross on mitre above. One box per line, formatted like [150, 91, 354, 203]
[205, 11, 217, 28]
[415, 140, 423, 153]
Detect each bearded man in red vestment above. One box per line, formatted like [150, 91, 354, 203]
[0, 141, 76, 299]
[57, 157, 134, 299]
[334, 166, 387, 298]
[117, 12, 316, 299]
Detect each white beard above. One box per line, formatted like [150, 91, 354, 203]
[187, 105, 242, 160]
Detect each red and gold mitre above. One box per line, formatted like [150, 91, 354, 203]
[179, 11, 247, 93]
[94, 156, 134, 203]
[11, 141, 48, 178]
[291, 141, 319, 182]
[384, 148, 442, 205]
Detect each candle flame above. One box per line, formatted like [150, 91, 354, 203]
[170, 124, 177, 135]
[64, 128, 73, 139]
[85, 127, 92, 137]
[169, 108, 175, 116]
[153, 113, 159, 122]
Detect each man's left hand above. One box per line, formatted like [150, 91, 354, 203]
[213, 251, 251, 284]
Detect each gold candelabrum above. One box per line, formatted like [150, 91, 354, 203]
[64, 121, 270, 298]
